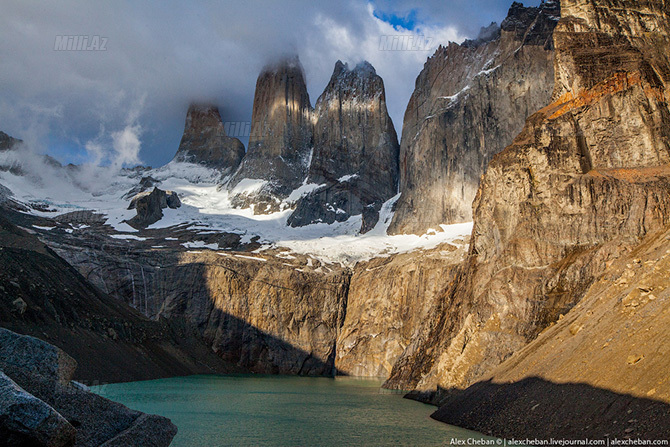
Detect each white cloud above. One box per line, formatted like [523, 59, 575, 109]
[0, 0, 533, 168]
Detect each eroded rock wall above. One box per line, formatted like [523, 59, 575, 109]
[384, 0, 670, 396]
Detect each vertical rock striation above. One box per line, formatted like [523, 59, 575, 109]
[287, 61, 399, 232]
[384, 0, 670, 397]
[389, 1, 559, 235]
[227, 55, 314, 213]
[172, 104, 245, 176]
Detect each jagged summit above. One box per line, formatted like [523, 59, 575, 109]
[333, 60, 376, 76]
[323, 60, 384, 99]
[501, 0, 560, 46]
[172, 103, 245, 175]
[462, 22, 501, 48]
[227, 54, 313, 213]
[288, 60, 399, 232]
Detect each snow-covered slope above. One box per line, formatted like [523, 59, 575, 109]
[0, 153, 471, 265]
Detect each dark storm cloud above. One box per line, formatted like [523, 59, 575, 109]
[0, 0, 541, 168]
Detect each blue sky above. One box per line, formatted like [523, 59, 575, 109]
[0, 0, 542, 169]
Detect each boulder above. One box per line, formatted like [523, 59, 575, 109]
[0, 371, 75, 447]
[0, 328, 77, 386]
[0, 328, 177, 447]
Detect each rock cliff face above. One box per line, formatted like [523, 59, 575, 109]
[21, 205, 351, 376]
[172, 104, 245, 175]
[432, 226, 670, 440]
[156, 251, 350, 375]
[384, 0, 670, 397]
[228, 56, 313, 213]
[389, 1, 559, 235]
[288, 61, 399, 232]
[335, 241, 467, 377]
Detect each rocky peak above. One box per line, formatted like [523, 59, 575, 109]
[323, 60, 382, 101]
[288, 60, 399, 231]
[172, 103, 245, 175]
[0, 131, 21, 151]
[388, 0, 558, 235]
[227, 55, 314, 213]
[126, 187, 181, 229]
[462, 22, 501, 48]
[501, 0, 560, 47]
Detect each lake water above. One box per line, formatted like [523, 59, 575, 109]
[92, 375, 493, 447]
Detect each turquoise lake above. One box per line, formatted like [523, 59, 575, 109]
[92, 375, 494, 446]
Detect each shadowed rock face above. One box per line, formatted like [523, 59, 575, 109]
[0, 211, 242, 384]
[384, 0, 670, 395]
[150, 251, 351, 375]
[288, 61, 399, 232]
[228, 55, 314, 213]
[389, 1, 559, 235]
[172, 104, 245, 175]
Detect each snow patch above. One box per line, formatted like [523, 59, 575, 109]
[286, 181, 325, 202]
[109, 234, 147, 241]
[32, 225, 55, 231]
[338, 174, 359, 183]
[231, 178, 268, 196]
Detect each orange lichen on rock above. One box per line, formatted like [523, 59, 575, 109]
[588, 165, 670, 183]
[545, 72, 645, 120]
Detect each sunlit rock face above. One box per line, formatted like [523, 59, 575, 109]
[388, 1, 559, 235]
[172, 104, 245, 176]
[227, 55, 314, 214]
[288, 61, 399, 232]
[335, 242, 467, 377]
[385, 0, 670, 397]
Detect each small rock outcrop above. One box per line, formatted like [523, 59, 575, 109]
[388, 1, 559, 235]
[227, 55, 314, 213]
[287, 61, 399, 232]
[384, 0, 670, 400]
[0, 328, 177, 447]
[127, 187, 181, 228]
[172, 104, 245, 176]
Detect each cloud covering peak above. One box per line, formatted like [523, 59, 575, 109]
[0, 0, 540, 168]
